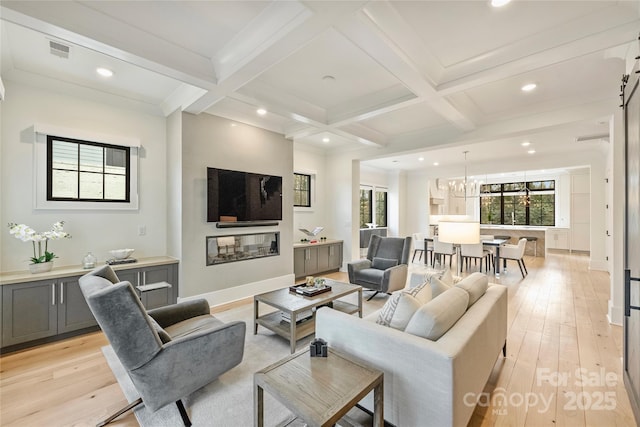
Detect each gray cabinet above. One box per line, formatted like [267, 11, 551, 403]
[116, 264, 178, 309]
[294, 241, 343, 279]
[0, 258, 179, 352]
[1, 276, 96, 347]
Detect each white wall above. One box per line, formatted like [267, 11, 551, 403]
[180, 113, 293, 299]
[0, 81, 167, 271]
[166, 108, 182, 265]
[293, 144, 328, 242]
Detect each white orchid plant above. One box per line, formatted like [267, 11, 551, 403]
[8, 221, 71, 264]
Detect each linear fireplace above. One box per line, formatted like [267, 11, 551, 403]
[206, 232, 279, 265]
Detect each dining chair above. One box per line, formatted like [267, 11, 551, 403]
[500, 238, 528, 277]
[480, 234, 495, 267]
[460, 243, 491, 272]
[433, 236, 455, 268]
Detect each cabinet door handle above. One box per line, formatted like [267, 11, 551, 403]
[60, 282, 65, 304]
[51, 283, 56, 306]
[306, 249, 310, 260]
[142, 271, 146, 285]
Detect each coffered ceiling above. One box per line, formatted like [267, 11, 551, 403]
[1, 0, 638, 168]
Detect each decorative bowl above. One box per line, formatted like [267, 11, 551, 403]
[109, 248, 135, 260]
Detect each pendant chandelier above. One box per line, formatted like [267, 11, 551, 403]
[448, 151, 480, 200]
[519, 171, 531, 207]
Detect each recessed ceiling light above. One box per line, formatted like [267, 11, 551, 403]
[521, 83, 537, 92]
[96, 67, 113, 78]
[491, 0, 511, 7]
[256, 108, 267, 115]
[230, 123, 237, 127]
[433, 162, 439, 166]
[521, 141, 531, 147]
[418, 157, 424, 161]
[322, 137, 330, 143]
[528, 149, 536, 154]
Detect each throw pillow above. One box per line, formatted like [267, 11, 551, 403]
[371, 257, 399, 270]
[454, 272, 489, 307]
[405, 287, 469, 340]
[376, 283, 430, 329]
[430, 276, 451, 298]
[439, 268, 454, 286]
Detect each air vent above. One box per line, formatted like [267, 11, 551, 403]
[49, 40, 70, 59]
[575, 133, 609, 143]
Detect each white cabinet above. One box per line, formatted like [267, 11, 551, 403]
[546, 228, 570, 251]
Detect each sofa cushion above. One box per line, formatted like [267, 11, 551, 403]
[430, 277, 451, 298]
[371, 257, 398, 270]
[376, 283, 430, 330]
[405, 287, 469, 340]
[354, 268, 384, 286]
[454, 272, 489, 307]
[164, 314, 225, 339]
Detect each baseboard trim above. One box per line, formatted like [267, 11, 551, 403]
[608, 300, 623, 326]
[177, 274, 295, 307]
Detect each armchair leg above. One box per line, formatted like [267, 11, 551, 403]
[517, 260, 525, 278]
[176, 400, 192, 427]
[521, 258, 528, 275]
[96, 397, 143, 427]
[367, 291, 380, 301]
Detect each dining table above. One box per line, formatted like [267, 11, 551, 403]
[424, 237, 510, 277]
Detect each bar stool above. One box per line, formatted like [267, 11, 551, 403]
[523, 236, 538, 257]
[494, 235, 511, 242]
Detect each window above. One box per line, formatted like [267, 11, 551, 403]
[375, 189, 388, 227]
[480, 180, 555, 226]
[359, 187, 372, 228]
[293, 173, 311, 207]
[47, 136, 130, 202]
[360, 185, 387, 228]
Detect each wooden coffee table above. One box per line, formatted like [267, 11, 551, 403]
[254, 348, 383, 427]
[254, 280, 362, 353]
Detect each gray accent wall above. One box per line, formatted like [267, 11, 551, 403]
[180, 113, 293, 298]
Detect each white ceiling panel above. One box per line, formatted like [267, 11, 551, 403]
[77, 1, 270, 58]
[252, 28, 403, 110]
[393, 1, 617, 69]
[457, 53, 623, 118]
[359, 101, 448, 136]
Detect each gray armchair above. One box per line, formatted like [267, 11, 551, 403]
[79, 265, 246, 427]
[348, 235, 412, 300]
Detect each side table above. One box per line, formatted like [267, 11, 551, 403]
[254, 348, 383, 427]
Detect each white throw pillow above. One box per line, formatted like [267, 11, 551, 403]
[405, 287, 469, 340]
[454, 272, 488, 307]
[430, 277, 451, 298]
[376, 283, 431, 330]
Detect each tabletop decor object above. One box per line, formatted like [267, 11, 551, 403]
[7, 221, 71, 273]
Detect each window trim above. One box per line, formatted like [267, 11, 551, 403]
[32, 125, 139, 210]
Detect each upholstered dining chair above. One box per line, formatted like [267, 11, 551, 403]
[460, 243, 491, 272]
[500, 237, 528, 277]
[432, 236, 455, 268]
[480, 234, 495, 266]
[411, 232, 433, 264]
[348, 235, 412, 300]
[79, 265, 246, 427]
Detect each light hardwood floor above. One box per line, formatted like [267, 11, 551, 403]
[0, 252, 636, 426]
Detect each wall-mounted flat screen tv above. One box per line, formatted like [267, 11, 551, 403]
[207, 168, 282, 222]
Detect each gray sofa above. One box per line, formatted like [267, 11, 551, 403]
[316, 273, 507, 427]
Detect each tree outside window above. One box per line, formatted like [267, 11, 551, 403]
[293, 173, 311, 207]
[479, 180, 555, 226]
[360, 186, 387, 228]
[359, 187, 372, 228]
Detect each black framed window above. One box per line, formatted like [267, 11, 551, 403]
[47, 135, 130, 202]
[360, 186, 387, 228]
[293, 173, 311, 207]
[375, 189, 388, 227]
[480, 180, 555, 226]
[359, 187, 372, 228]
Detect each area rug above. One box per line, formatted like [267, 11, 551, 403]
[103, 294, 384, 426]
